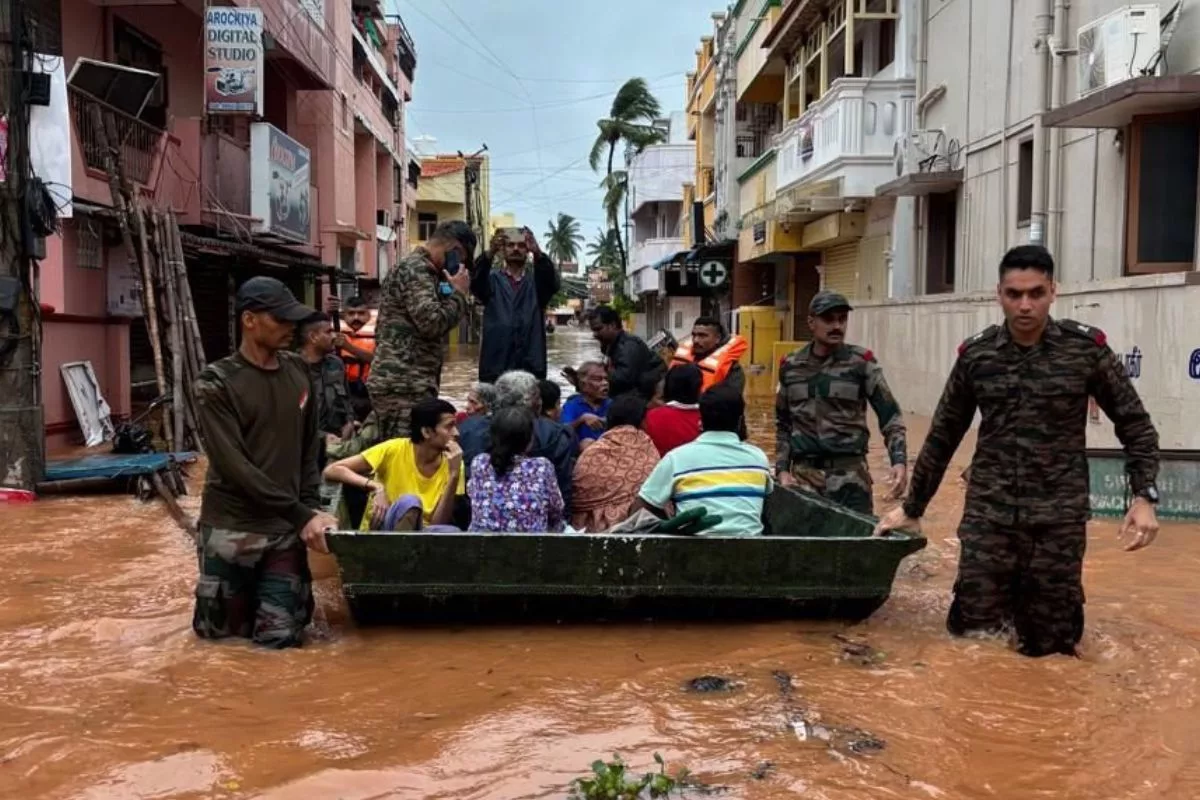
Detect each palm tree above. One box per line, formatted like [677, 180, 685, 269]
[589, 78, 665, 270]
[543, 213, 584, 268]
[586, 227, 621, 269]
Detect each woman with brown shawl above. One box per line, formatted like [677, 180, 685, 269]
[570, 394, 661, 532]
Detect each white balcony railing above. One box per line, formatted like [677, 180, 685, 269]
[775, 77, 916, 199]
[630, 237, 683, 274]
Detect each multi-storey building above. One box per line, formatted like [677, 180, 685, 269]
[626, 114, 697, 340]
[849, 0, 1200, 453]
[37, 0, 416, 448]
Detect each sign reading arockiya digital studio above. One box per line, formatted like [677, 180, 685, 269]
[204, 7, 263, 115]
[250, 123, 312, 243]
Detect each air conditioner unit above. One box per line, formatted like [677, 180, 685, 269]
[1077, 4, 1162, 99]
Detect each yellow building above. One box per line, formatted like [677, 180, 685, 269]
[407, 154, 491, 254]
[489, 212, 517, 236]
[682, 35, 717, 250]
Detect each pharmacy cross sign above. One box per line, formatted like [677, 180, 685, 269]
[699, 260, 728, 288]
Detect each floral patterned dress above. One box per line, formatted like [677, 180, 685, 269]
[467, 454, 566, 533]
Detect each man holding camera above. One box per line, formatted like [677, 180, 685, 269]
[471, 226, 560, 383]
[368, 220, 474, 440]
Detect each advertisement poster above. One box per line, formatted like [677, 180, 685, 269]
[250, 123, 311, 243]
[204, 7, 263, 115]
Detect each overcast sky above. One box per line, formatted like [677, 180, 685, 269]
[390, 0, 717, 250]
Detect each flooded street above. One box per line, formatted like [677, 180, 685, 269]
[3, 327, 1200, 799]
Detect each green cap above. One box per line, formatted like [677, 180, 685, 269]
[809, 290, 853, 316]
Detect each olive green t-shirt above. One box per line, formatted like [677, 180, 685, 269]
[194, 350, 322, 534]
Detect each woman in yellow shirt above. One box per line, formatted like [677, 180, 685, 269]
[324, 398, 464, 529]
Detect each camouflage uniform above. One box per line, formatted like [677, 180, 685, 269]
[903, 318, 1159, 657]
[775, 343, 907, 515]
[367, 247, 468, 440]
[193, 527, 313, 648]
[192, 346, 322, 650]
[309, 354, 352, 433]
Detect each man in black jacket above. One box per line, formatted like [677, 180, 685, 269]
[471, 227, 560, 382]
[589, 305, 665, 401]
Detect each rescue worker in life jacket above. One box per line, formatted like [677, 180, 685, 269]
[326, 295, 375, 423]
[671, 316, 749, 395]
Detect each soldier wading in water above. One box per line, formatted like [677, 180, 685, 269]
[875, 245, 1161, 657]
[775, 290, 908, 515]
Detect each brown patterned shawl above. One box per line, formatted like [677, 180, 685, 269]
[569, 426, 662, 532]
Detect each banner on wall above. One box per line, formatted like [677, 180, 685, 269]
[204, 7, 263, 115]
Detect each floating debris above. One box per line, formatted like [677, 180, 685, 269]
[834, 633, 887, 665]
[750, 761, 775, 780]
[684, 675, 738, 693]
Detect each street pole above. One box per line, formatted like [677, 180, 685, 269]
[0, 0, 45, 491]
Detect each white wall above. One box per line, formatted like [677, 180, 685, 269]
[629, 144, 695, 212]
[915, 0, 1200, 295]
[850, 273, 1200, 450]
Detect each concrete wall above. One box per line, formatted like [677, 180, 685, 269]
[850, 273, 1200, 450]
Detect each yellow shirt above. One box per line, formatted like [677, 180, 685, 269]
[359, 438, 465, 530]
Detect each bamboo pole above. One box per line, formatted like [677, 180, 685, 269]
[169, 211, 207, 370]
[153, 211, 185, 452]
[90, 105, 171, 446]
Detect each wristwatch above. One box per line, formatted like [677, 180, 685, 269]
[1136, 484, 1160, 504]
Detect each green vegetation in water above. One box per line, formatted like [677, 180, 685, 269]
[568, 753, 685, 799]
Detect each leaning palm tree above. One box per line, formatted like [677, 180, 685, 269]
[544, 212, 584, 268]
[589, 78, 665, 270]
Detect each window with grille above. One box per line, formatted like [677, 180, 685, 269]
[76, 222, 103, 270]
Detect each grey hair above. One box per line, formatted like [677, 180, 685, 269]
[470, 381, 498, 411]
[577, 360, 604, 378]
[494, 370, 541, 413]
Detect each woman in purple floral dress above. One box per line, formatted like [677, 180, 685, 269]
[467, 406, 566, 533]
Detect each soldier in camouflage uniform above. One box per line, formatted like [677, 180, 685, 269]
[192, 277, 338, 649]
[876, 245, 1161, 658]
[368, 220, 475, 441]
[297, 311, 354, 469]
[775, 290, 908, 515]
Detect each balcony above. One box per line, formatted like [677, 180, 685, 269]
[775, 77, 914, 201]
[632, 237, 685, 273]
[68, 86, 166, 189]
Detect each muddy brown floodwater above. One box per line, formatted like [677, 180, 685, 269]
[3, 327, 1200, 799]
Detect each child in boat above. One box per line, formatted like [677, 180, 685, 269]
[539, 379, 562, 422]
[467, 406, 565, 533]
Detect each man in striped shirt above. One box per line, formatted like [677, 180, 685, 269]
[636, 384, 774, 536]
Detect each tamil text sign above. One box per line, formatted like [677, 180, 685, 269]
[205, 7, 263, 115]
[250, 123, 312, 244]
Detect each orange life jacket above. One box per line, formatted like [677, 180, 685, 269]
[339, 316, 376, 384]
[670, 335, 749, 392]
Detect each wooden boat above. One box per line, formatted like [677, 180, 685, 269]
[327, 486, 926, 624]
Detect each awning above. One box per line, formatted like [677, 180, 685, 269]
[875, 169, 964, 198]
[179, 230, 326, 273]
[683, 238, 736, 266]
[652, 250, 689, 270]
[1043, 75, 1200, 129]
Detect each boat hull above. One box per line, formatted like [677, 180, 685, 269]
[327, 487, 926, 624]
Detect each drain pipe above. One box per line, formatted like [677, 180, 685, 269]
[1030, 0, 1055, 247]
[1000, 4, 1016, 252]
[908, 0, 929, 297]
[1046, 0, 1070, 259]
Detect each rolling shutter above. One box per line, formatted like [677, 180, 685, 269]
[821, 242, 859, 299]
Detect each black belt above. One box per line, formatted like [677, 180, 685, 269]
[791, 454, 865, 470]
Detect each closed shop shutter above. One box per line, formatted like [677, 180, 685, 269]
[189, 265, 233, 364]
[821, 242, 859, 299]
[856, 234, 890, 301]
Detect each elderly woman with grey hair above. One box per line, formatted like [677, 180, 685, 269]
[459, 370, 577, 510]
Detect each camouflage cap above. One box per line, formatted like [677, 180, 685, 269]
[809, 290, 853, 316]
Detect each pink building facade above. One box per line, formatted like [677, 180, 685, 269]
[39, 0, 415, 449]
